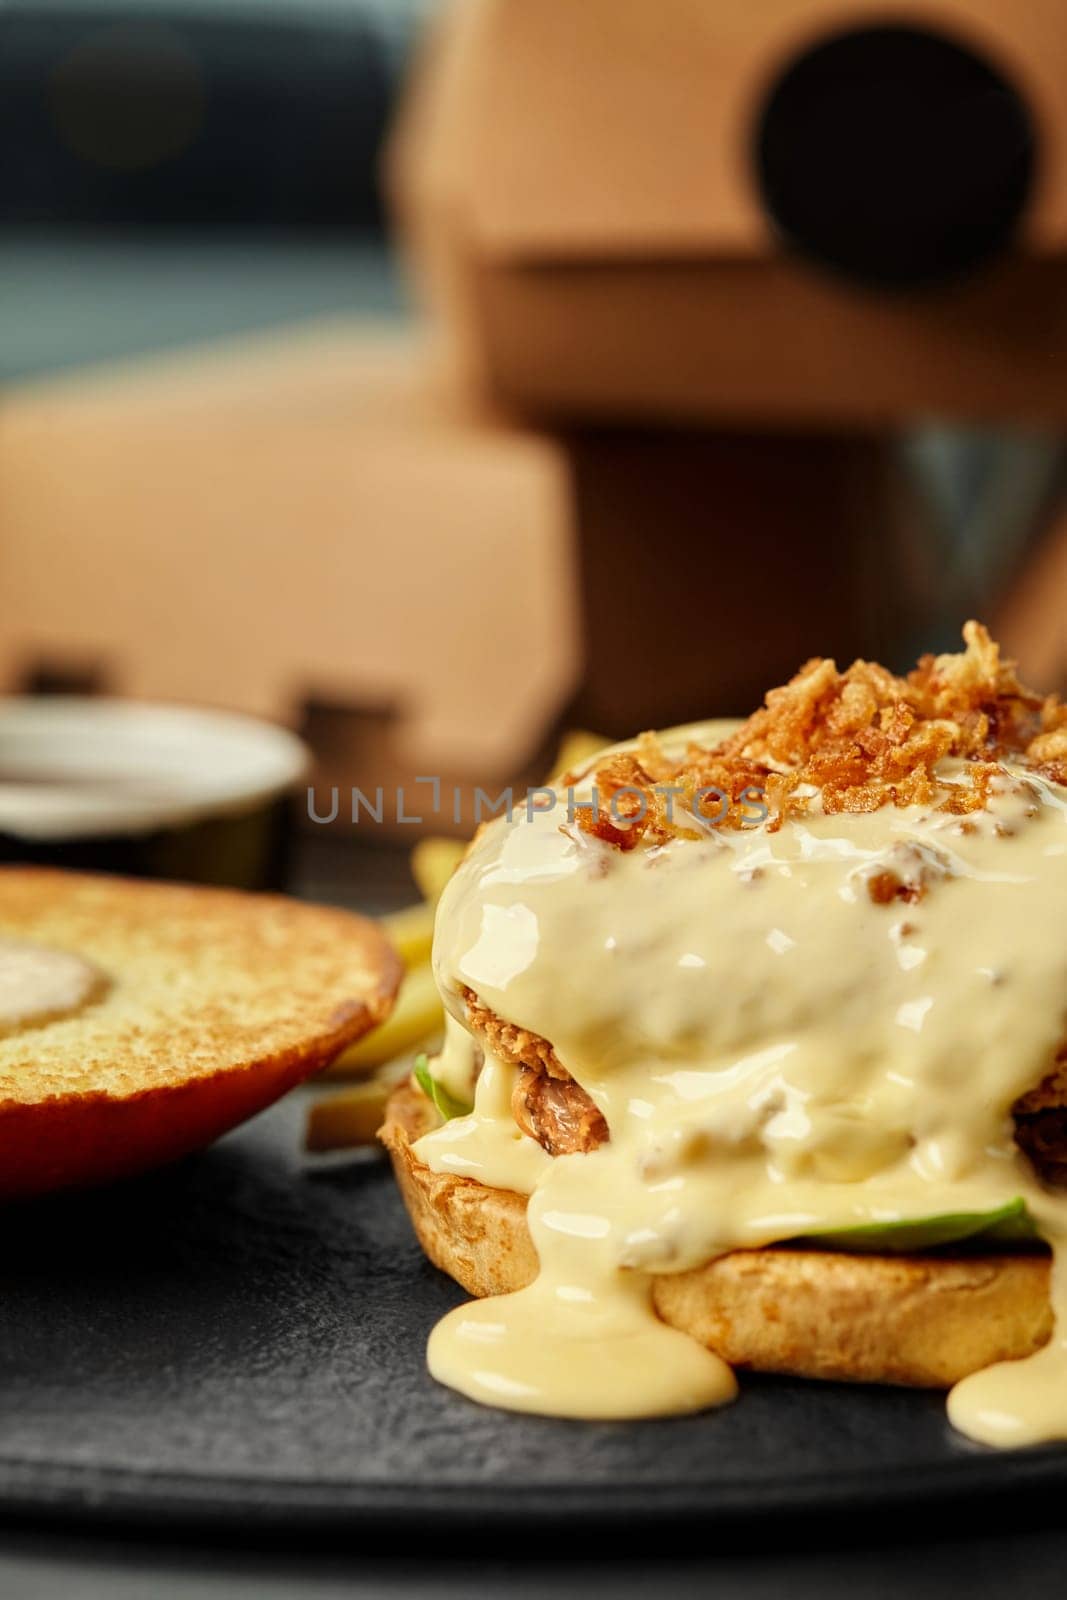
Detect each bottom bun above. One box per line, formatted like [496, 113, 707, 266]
[382, 1080, 1054, 1388]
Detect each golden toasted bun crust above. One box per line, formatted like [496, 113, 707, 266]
[382, 1081, 1054, 1388]
[0, 867, 402, 1197]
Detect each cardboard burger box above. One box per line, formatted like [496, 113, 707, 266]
[390, 0, 1067, 427]
[0, 327, 579, 833]
[386, 0, 1067, 726]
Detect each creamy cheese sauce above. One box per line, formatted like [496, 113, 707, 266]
[426, 1017, 552, 1195]
[0, 938, 107, 1035]
[414, 726, 1067, 1441]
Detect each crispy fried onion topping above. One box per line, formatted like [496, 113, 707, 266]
[568, 623, 1067, 848]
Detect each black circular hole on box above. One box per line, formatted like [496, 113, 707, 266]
[753, 23, 1037, 289]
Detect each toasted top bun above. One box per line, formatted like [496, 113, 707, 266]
[382, 1080, 1054, 1389]
[0, 867, 401, 1198]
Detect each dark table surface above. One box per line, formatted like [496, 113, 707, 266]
[2, 1516, 1066, 1596]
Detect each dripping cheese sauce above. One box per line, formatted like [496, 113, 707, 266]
[412, 714, 1067, 1446]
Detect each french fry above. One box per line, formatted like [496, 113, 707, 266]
[548, 728, 610, 783]
[324, 960, 443, 1076]
[305, 1059, 411, 1152]
[410, 837, 465, 904]
[381, 900, 434, 968]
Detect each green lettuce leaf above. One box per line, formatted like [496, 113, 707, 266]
[796, 1196, 1036, 1253]
[413, 1053, 473, 1122]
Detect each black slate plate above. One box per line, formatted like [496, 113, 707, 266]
[2, 1094, 1066, 1537]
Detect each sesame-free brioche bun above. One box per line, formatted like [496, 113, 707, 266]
[382, 1080, 1053, 1389]
[0, 867, 401, 1199]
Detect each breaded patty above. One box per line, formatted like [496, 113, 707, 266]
[1013, 1044, 1067, 1187]
[461, 986, 607, 1156]
[462, 987, 1067, 1182]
